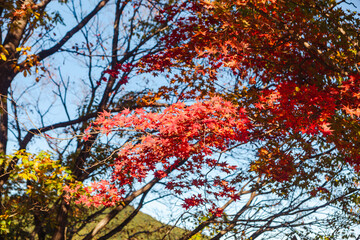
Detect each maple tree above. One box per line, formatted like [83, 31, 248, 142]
[70, 0, 360, 239]
[1, 0, 360, 239]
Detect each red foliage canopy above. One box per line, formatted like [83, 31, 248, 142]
[73, 0, 360, 218]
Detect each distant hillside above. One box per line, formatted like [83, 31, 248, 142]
[72, 206, 209, 240]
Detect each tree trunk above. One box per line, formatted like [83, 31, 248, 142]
[52, 199, 69, 240]
[0, 66, 16, 189]
[0, 67, 13, 155]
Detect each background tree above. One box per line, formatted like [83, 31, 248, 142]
[0, 0, 179, 238]
[1, 0, 360, 240]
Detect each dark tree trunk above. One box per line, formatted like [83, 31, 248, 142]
[52, 199, 70, 240]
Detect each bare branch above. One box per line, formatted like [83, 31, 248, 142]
[35, 0, 110, 62]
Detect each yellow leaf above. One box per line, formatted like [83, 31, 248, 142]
[19, 173, 29, 180]
[30, 174, 38, 181]
[14, 66, 20, 73]
[0, 53, 7, 61]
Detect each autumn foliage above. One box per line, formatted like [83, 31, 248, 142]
[77, 0, 360, 208]
[1, 0, 360, 239]
[75, 97, 249, 209]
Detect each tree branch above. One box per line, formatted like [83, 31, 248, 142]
[82, 158, 187, 240]
[35, 0, 110, 62]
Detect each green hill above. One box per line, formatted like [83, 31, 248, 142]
[72, 206, 208, 240]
